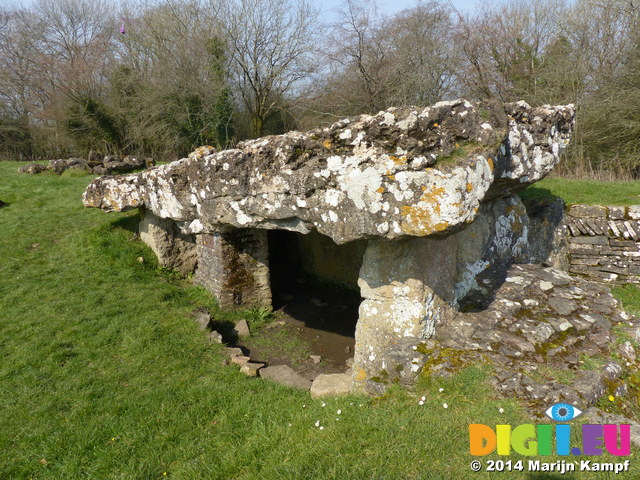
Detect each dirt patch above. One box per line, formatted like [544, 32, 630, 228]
[239, 283, 359, 381]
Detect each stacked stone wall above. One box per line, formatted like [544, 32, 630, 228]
[566, 205, 640, 283]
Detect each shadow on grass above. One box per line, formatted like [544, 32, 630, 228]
[517, 186, 562, 205]
[211, 319, 240, 345]
[109, 211, 141, 233]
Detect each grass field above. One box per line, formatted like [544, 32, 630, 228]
[1, 162, 639, 479]
[519, 177, 640, 205]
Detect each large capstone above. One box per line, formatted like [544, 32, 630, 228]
[83, 99, 574, 244]
[83, 99, 575, 394]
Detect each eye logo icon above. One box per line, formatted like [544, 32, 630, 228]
[545, 403, 583, 422]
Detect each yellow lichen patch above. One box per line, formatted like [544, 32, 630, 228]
[189, 145, 216, 160]
[400, 185, 447, 235]
[390, 155, 407, 166]
[487, 158, 494, 171]
[354, 368, 367, 382]
[421, 186, 427, 191]
[322, 139, 332, 149]
[466, 182, 473, 193]
[376, 186, 385, 194]
[387, 174, 395, 181]
[433, 122, 440, 128]
[435, 222, 449, 232]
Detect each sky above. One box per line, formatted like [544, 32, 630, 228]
[0, 0, 497, 15]
[317, 0, 495, 19]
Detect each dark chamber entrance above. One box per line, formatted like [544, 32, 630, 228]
[266, 229, 365, 368]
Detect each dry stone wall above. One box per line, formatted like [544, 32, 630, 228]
[566, 205, 640, 283]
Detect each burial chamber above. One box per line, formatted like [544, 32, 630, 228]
[83, 99, 575, 393]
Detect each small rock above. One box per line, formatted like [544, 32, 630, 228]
[137, 256, 144, 263]
[259, 365, 312, 390]
[619, 341, 636, 362]
[225, 347, 244, 358]
[234, 319, 250, 338]
[31, 243, 40, 249]
[539, 281, 554, 291]
[194, 311, 211, 331]
[310, 355, 322, 365]
[345, 345, 351, 354]
[345, 357, 354, 368]
[240, 362, 265, 377]
[615, 382, 628, 398]
[565, 353, 579, 365]
[310, 373, 352, 398]
[208, 331, 223, 344]
[231, 355, 251, 366]
[548, 296, 578, 316]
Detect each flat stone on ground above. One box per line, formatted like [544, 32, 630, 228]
[310, 373, 352, 398]
[259, 365, 312, 390]
[240, 362, 265, 377]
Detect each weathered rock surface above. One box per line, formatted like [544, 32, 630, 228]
[310, 373, 352, 398]
[428, 264, 638, 408]
[193, 310, 211, 331]
[18, 163, 47, 174]
[524, 197, 569, 269]
[240, 362, 265, 377]
[233, 319, 251, 338]
[194, 229, 271, 309]
[139, 209, 197, 275]
[259, 365, 312, 390]
[20, 154, 154, 176]
[584, 410, 640, 448]
[208, 331, 223, 344]
[83, 99, 574, 245]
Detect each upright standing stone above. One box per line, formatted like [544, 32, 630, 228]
[353, 236, 457, 393]
[139, 209, 197, 275]
[194, 229, 271, 309]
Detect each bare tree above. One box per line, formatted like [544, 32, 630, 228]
[456, 0, 570, 102]
[321, 0, 392, 114]
[385, 1, 461, 106]
[220, 0, 319, 137]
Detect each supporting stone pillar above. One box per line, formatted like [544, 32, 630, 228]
[138, 209, 197, 275]
[352, 236, 457, 394]
[194, 228, 271, 309]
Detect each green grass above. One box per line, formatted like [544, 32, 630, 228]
[612, 284, 640, 318]
[1, 162, 638, 479]
[519, 177, 640, 205]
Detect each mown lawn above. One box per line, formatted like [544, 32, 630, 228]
[1, 162, 638, 479]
